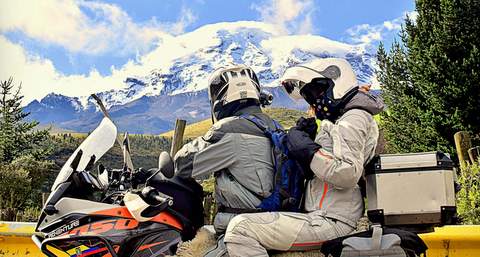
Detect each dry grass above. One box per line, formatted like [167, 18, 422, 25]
[161, 107, 307, 139]
[161, 119, 213, 139]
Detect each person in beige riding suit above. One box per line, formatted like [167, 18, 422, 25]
[224, 58, 384, 256]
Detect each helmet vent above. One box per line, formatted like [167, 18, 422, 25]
[319, 65, 341, 80]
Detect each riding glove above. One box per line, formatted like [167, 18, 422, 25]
[295, 117, 318, 140]
[287, 127, 321, 179]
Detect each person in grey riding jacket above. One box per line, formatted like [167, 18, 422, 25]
[224, 58, 385, 256]
[173, 64, 277, 235]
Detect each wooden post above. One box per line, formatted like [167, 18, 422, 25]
[468, 146, 480, 163]
[454, 131, 472, 164]
[42, 192, 50, 205]
[170, 119, 187, 158]
[203, 193, 213, 224]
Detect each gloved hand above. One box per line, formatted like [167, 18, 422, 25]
[295, 117, 318, 140]
[287, 127, 321, 179]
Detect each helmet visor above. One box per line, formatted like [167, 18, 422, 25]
[300, 78, 333, 106]
[282, 80, 305, 100]
[208, 75, 228, 104]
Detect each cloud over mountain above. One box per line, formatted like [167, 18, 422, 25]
[23, 22, 376, 134]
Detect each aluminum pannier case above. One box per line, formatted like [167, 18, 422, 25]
[365, 151, 456, 231]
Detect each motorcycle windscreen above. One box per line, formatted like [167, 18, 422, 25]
[51, 118, 117, 192]
[43, 237, 117, 257]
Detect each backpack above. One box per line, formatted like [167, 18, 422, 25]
[240, 114, 306, 212]
[320, 225, 428, 257]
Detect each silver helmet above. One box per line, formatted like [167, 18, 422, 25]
[208, 64, 261, 122]
[281, 58, 359, 121]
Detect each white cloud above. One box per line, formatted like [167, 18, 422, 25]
[405, 11, 419, 23]
[346, 11, 417, 45]
[0, 0, 196, 56]
[0, 21, 248, 105]
[168, 7, 198, 35]
[346, 23, 384, 44]
[0, 35, 121, 104]
[252, 0, 315, 35]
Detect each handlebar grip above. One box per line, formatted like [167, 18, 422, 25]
[150, 192, 173, 206]
[142, 186, 174, 206]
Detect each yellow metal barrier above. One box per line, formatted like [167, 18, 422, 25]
[419, 225, 480, 257]
[0, 222, 43, 257]
[1, 221, 480, 256]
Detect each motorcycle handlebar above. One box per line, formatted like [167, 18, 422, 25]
[152, 194, 174, 206]
[142, 187, 174, 206]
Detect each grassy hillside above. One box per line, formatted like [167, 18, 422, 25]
[160, 119, 211, 138]
[34, 123, 76, 134]
[45, 107, 307, 184]
[47, 133, 172, 180]
[160, 107, 307, 138]
[265, 107, 307, 129]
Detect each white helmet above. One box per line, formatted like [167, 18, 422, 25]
[208, 64, 261, 122]
[281, 58, 359, 120]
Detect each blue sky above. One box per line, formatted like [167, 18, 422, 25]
[0, 0, 415, 103]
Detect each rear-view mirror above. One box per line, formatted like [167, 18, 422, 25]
[158, 151, 174, 179]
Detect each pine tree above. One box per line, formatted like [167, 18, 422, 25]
[377, 0, 480, 154]
[0, 78, 54, 212]
[0, 78, 51, 162]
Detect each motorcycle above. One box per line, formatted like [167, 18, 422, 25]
[33, 116, 205, 257]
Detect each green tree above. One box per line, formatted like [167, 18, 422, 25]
[377, 0, 480, 154]
[0, 78, 54, 215]
[456, 162, 480, 224]
[0, 78, 52, 162]
[0, 162, 32, 210]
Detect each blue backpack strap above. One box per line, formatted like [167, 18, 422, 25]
[240, 114, 270, 133]
[272, 120, 282, 131]
[240, 114, 286, 149]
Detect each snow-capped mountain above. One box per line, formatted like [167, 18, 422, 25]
[25, 21, 377, 134]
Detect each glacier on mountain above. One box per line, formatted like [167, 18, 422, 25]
[25, 21, 377, 134]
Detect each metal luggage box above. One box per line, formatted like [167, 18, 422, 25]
[366, 151, 456, 230]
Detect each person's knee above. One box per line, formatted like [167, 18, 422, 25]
[225, 214, 248, 237]
[226, 212, 278, 237]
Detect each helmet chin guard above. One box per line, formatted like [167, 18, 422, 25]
[312, 85, 359, 121]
